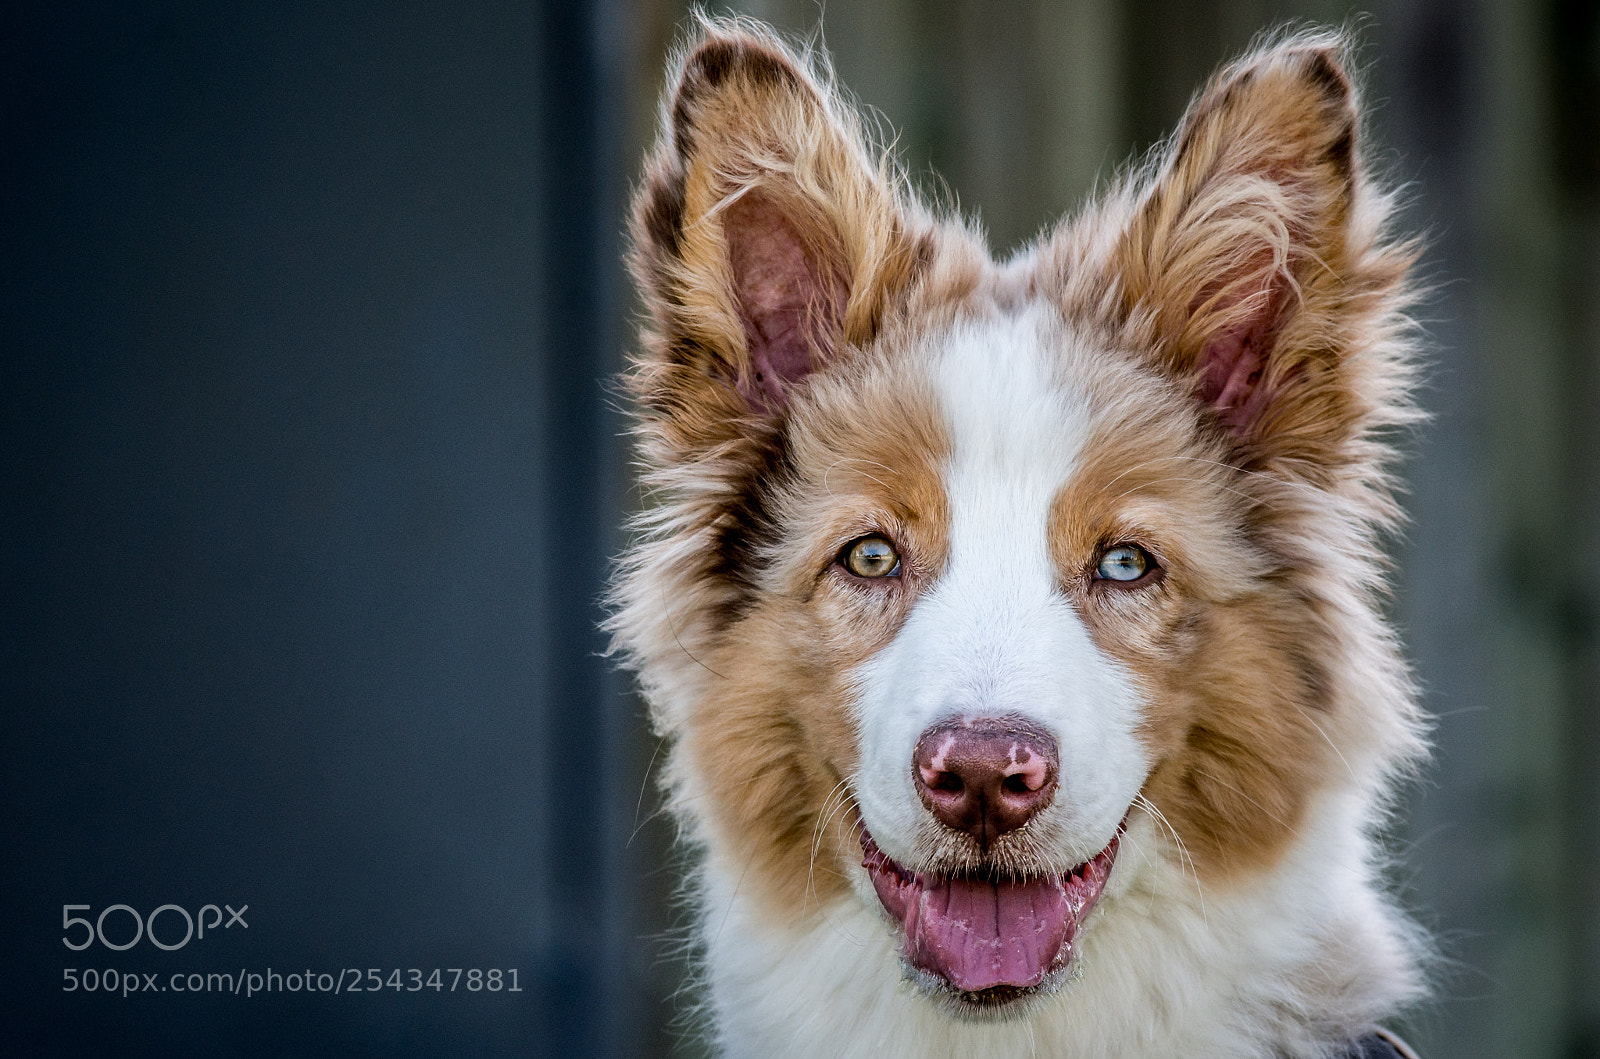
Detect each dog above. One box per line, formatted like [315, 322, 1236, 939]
[611, 16, 1428, 1058]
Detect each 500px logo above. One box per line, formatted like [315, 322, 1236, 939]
[63, 904, 248, 952]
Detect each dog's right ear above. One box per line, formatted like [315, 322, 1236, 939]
[1099, 34, 1414, 477]
[629, 22, 919, 448]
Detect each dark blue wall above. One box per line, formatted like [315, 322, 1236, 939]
[2, 3, 652, 1054]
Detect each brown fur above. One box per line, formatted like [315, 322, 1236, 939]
[685, 359, 953, 915]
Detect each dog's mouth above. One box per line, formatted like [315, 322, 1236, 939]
[860, 826, 1120, 1000]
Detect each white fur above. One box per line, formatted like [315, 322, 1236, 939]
[852, 307, 1147, 872]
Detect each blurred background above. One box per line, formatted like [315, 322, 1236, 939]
[2, 1, 1596, 1056]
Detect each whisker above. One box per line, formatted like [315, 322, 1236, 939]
[805, 779, 854, 916]
[1094, 453, 1235, 499]
[628, 739, 668, 847]
[1188, 767, 1295, 834]
[805, 781, 876, 947]
[661, 584, 727, 680]
[1097, 451, 1326, 503]
[1289, 702, 1359, 784]
[822, 456, 896, 497]
[1105, 474, 1263, 508]
[712, 849, 760, 948]
[1134, 793, 1208, 926]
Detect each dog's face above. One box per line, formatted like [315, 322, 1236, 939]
[619, 24, 1420, 1015]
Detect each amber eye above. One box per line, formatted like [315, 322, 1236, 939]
[1094, 544, 1153, 583]
[842, 536, 901, 578]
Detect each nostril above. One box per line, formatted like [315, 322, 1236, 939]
[929, 772, 963, 793]
[1001, 773, 1032, 796]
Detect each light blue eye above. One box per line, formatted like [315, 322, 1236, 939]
[1095, 545, 1151, 582]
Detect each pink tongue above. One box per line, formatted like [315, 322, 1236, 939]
[901, 874, 1074, 992]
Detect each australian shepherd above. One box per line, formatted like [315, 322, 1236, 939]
[611, 16, 1428, 1058]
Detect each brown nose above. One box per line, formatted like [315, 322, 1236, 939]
[913, 716, 1059, 848]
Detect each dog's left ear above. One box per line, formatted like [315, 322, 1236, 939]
[1114, 34, 1412, 469]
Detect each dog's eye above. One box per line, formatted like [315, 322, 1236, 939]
[1095, 544, 1153, 582]
[841, 536, 901, 578]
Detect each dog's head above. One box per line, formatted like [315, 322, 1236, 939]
[616, 19, 1423, 1013]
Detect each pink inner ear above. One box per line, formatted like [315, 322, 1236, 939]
[1193, 263, 1289, 435]
[1199, 323, 1277, 433]
[723, 192, 844, 412]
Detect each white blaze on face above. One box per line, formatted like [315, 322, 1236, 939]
[851, 306, 1149, 868]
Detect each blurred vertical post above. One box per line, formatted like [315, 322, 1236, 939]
[1474, 1, 1572, 1047]
[1555, 0, 1600, 1045]
[535, 0, 630, 1053]
[1550, 2, 1600, 1051]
